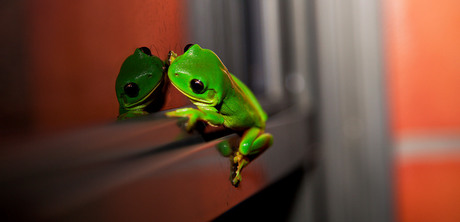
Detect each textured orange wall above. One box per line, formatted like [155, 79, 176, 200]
[386, 1, 460, 222]
[27, 0, 188, 133]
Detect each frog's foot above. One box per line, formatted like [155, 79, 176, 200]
[166, 108, 202, 131]
[229, 128, 273, 186]
[239, 128, 274, 157]
[231, 152, 250, 187]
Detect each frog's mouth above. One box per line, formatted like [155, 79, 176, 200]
[170, 82, 218, 107]
[122, 83, 161, 110]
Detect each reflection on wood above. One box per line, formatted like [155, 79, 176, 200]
[0, 109, 308, 221]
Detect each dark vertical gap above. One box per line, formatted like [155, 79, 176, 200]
[279, 0, 292, 92]
[0, 0, 31, 139]
[242, 0, 254, 90]
[243, 0, 265, 95]
[237, 0, 250, 84]
[221, 0, 229, 68]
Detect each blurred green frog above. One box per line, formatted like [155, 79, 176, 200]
[115, 47, 168, 120]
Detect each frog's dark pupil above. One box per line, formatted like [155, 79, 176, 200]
[190, 79, 205, 94]
[138, 47, 152, 56]
[124, 82, 140, 98]
[184, 44, 194, 53]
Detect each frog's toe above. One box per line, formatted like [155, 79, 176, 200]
[165, 110, 181, 117]
[166, 108, 195, 117]
[229, 155, 249, 187]
[233, 152, 243, 163]
[232, 173, 242, 187]
[184, 122, 195, 132]
[184, 115, 199, 131]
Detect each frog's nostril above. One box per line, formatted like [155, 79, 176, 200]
[175, 73, 179, 77]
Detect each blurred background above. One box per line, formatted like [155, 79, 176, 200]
[1, 0, 460, 221]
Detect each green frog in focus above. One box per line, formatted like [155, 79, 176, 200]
[166, 44, 273, 186]
[115, 47, 167, 120]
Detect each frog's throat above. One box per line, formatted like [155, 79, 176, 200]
[170, 82, 218, 107]
[122, 82, 160, 110]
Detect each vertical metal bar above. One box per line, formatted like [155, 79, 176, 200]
[0, 0, 30, 135]
[224, 0, 248, 81]
[187, 0, 248, 83]
[354, 0, 392, 220]
[209, 0, 226, 58]
[287, 0, 312, 111]
[259, 0, 283, 101]
[315, 0, 392, 221]
[245, 0, 264, 93]
[188, 0, 215, 47]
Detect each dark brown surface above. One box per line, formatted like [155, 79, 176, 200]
[0, 109, 310, 221]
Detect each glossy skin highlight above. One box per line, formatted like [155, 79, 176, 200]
[115, 47, 166, 120]
[166, 44, 273, 186]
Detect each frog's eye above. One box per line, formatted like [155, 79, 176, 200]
[138, 47, 152, 56]
[190, 79, 205, 94]
[124, 82, 140, 98]
[184, 44, 194, 53]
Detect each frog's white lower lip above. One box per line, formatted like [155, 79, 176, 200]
[189, 97, 215, 106]
[170, 82, 217, 106]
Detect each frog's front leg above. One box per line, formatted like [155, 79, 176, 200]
[166, 107, 224, 131]
[232, 127, 273, 186]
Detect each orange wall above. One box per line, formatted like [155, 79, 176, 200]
[396, 156, 460, 222]
[386, 0, 460, 135]
[386, 1, 460, 222]
[27, 0, 188, 133]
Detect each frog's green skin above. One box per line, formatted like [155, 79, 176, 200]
[166, 44, 273, 186]
[115, 47, 166, 120]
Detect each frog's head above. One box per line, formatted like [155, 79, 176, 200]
[115, 47, 164, 113]
[167, 44, 231, 107]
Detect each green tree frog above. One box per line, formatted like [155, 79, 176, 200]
[166, 44, 273, 186]
[115, 47, 167, 120]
